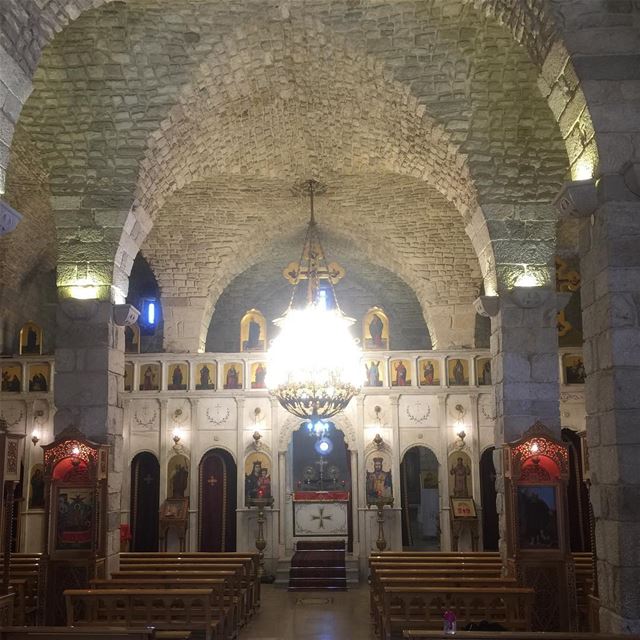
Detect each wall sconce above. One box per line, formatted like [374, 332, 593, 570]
[172, 427, 183, 447]
[372, 406, 384, 449]
[253, 431, 262, 449]
[31, 429, 40, 447]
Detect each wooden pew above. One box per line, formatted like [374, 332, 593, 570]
[403, 632, 640, 639]
[64, 589, 220, 640]
[119, 553, 260, 609]
[380, 586, 534, 640]
[0, 554, 43, 624]
[0, 628, 158, 640]
[90, 578, 236, 640]
[117, 556, 258, 615]
[111, 568, 247, 627]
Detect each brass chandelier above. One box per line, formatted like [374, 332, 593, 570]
[266, 180, 361, 424]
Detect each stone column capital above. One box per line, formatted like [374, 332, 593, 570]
[553, 179, 598, 218]
[475, 289, 570, 316]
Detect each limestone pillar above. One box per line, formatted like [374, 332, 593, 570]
[556, 173, 640, 633]
[475, 288, 566, 561]
[54, 299, 136, 571]
[475, 289, 565, 443]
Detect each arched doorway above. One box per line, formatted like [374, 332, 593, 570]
[400, 446, 440, 550]
[479, 447, 499, 551]
[198, 448, 237, 551]
[561, 428, 591, 552]
[130, 452, 160, 551]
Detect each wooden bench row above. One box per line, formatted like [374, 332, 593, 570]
[60, 552, 262, 640]
[0, 628, 189, 640]
[403, 632, 640, 639]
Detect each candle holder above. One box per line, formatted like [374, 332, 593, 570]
[367, 495, 394, 551]
[246, 496, 275, 583]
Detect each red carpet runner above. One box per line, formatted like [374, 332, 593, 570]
[288, 540, 347, 591]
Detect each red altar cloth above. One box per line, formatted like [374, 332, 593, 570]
[293, 491, 350, 502]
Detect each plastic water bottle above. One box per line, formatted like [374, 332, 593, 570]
[443, 609, 457, 635]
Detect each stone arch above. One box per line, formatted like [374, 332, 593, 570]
[278, 413, 357, 453]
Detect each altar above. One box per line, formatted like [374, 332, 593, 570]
[292, 491, 350, 537]
[289, 422, 353, 541]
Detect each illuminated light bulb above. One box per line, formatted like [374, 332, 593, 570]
[514, 271, 538, 288]
[530, 441, 539, 454]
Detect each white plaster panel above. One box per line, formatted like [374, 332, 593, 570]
[168, 398, 192, 430]
[131, 399, 160, 432]
[399, 395, 438, 428]
[129, 431, 160, 458]
[198, 398, 237, 431]
[243, 398, 271, 431]
[0, 400, 26, 433]
[478, 393, 496, 426]
[560, 390, 586, 431]
[194, 430, 237, 463]
[399, 428, 441, 461]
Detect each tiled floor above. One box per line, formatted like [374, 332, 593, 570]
[240, 584, 376, 640]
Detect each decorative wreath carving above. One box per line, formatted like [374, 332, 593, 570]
[206, 403, 231, 426]
[405, 401, 431, 424]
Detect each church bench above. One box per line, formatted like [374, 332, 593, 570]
[118, 554, 259, 610]
[111, 568, 247, 626]
[403, 632, 640, 639]
[379, 586, 534, 640]
[114, 561, 251, 611]
[0, 627, 158, 639]
[90, 578, 237, 640]
[370, 576, 518, 624]
[0, 555, 44, 623]
[64, 588, 221, 640]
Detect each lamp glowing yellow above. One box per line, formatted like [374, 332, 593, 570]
[267, 306, 362, 390]
[514, 267, 539, 288]
[573, 157, 594, 182]
[68, 278, 100, 300]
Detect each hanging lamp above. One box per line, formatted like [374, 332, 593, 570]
[266, 180, 361, 426]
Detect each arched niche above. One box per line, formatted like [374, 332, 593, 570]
[198, 448, 237, 551]
[167, 454, 189, 499]
[479, 446, 499, 551]
[240, 309, 267, 352]
[130, 451, 160, 551]
[400, 445, 440, 550]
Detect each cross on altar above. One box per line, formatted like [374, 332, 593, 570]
[315, 457, 328, 475]
[207, 475, 218, 486]
[310, 506, 332, 529]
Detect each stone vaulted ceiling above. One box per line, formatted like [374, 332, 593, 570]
[1, 0, 570, 347]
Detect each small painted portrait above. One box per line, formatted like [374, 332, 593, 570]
[168, 454, 189, 498]
[55, 488, 94, 551]
[477, 357, 492, 386]
[390, 359, 411, 387]
[223, 363, 243, 390]
[245, 452, 271, 504]
[447, 358, 470, 386]
[250, 362, 267, 389]
[168, 363, 188, 391]
[517, 485, 559, 549]
[364, 360, 385, 387]
[451, 497, 477, 519]
[19, 322, 43, 355]
[366, 453, 392, 502]
[241, 309, 267, 352]
[139, 363, 161, 391]
[29, 464, 45, 509]
[563, 354, 585, 384]
[363, 307, 389, 350]
[196, 362, 216, 390]
[1, 363, 22, 393]
[418, 358, 440, 386]
[448, 451, 472, 498]
[28, 363, 50, 392]
[124, 362, 134, 392]
[124, 324, 141, 354]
